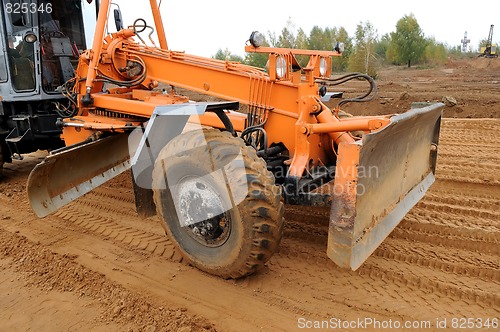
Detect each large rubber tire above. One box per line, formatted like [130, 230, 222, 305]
[152, 129, 284, 278]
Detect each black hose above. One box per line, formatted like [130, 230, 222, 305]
[210, 110, 236, 136]
[96, 56, 147, 87]
[318, 72, 378, 107]
[256, 144, 286, 158]
[241, 126, 268, 157]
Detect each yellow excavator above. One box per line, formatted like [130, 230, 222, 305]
[26, 0, 443, 278]
[479, 25, 498, 58]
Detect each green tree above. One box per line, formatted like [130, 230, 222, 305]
[423, 38, 447, 65]
[267, 31, 278, 47]
[389, 14, 426, 67]
[348, 21, 378, 77]
[276, 18, 296, 48]
[447, 44, 463, 57]
[374, 33, 391, 63]
[295, 28, 308, 48]
[308, 26, 329, 50]
[213, 48, 243, 62]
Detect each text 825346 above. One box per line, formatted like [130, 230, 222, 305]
[5, 2, 52, 14]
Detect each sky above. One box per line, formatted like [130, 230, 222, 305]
[88, 0, 500, 57]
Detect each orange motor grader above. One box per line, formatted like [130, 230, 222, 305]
[27, 0, 443, 278]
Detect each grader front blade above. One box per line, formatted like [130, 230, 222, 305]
[27, 134, 131, 218]
[327, 103, 443, 270]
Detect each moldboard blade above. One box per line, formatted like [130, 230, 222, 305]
[27, 134, 131, 218]
[327, 103, 443, 270]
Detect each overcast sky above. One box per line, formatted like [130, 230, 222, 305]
[96, 0, 500, 57]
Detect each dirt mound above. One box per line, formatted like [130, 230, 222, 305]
[470, 57, 500, 69]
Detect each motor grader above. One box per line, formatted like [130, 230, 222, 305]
[25, 0, 443, 278]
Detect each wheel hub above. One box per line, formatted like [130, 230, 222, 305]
[176, 177, 231, 247]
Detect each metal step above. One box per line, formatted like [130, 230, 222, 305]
[5, 136, 23, 143]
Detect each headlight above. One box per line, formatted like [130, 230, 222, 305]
[276, 56, 287, 79]
[249, 31, 265, 48]
[23, 31, 37, 44]
[319, 57, 328, 76]
[334, 42, 345, 53]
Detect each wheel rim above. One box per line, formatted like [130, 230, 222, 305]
[175, 176, 232, 248]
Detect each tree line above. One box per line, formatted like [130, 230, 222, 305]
[213, 14, 484, 77]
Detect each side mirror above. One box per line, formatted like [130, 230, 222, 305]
[114, 9, 124, 31]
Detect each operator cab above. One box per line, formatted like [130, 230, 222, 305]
[2, 2, 37, 93]
[0, 0, 97, 169]
[1, 0, 92, 95]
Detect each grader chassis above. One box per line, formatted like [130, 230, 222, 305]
[26, 0, 443, 278]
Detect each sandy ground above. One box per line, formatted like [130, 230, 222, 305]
[0, 57, 499, 331]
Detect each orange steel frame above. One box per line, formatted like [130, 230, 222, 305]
[66, 0, 391, 179]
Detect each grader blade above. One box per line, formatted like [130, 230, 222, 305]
[27, 134, 131, 218]
[327, 103, 443, 270]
